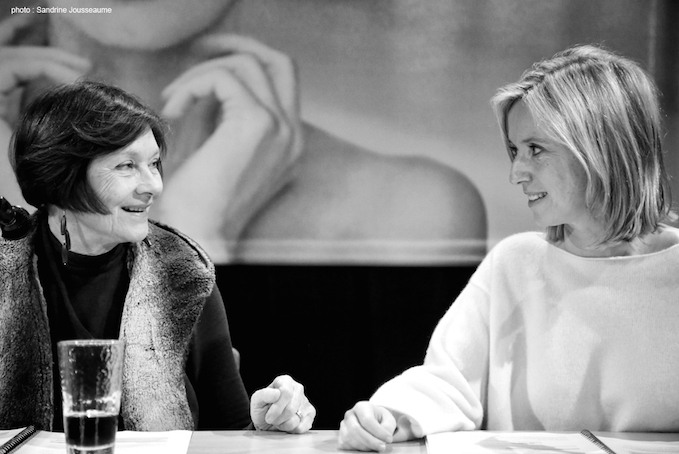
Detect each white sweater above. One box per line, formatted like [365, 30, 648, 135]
[370, 232, 679, 437]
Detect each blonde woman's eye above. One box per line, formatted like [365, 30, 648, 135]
[530, 145, 543, 155]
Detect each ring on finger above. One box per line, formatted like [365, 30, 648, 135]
[295, 409, 303, 420]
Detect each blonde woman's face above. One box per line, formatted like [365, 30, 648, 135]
[47, 0, 236, 50]
[505, 101, 594, 233]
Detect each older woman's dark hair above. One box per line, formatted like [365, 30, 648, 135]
[11, 81, 167, 214]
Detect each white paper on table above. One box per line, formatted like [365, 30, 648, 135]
[426, 431, 604, 454]
[426, 431, 679, 454]
[598, 436, 679, 454]
[0, 427, 24, 443]
[0, 429, 192, 454]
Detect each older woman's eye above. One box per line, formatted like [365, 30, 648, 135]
[117, 162, 135, 170]
[150, 159, 161, 169]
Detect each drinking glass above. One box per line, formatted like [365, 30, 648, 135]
[58, 340, 125, 454]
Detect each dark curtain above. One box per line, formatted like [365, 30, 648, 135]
[217, 264, 475, 429]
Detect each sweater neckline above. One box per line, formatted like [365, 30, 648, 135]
[532, 228, 679, 261]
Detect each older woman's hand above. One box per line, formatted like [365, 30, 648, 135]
[338, 401, 397, 452]
[0, 13, 90, 208]
[250, 375, 315, 433]
[156, 34, 303, 262]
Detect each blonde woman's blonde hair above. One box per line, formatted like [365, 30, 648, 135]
[491, 44, 674, 245]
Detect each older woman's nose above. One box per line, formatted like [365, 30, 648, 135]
[137, 167, 163, 196]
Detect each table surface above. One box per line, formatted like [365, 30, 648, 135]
[187, 430, 426, 454]
[186, 430, 679, 454]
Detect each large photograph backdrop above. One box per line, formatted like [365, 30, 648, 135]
[1, 0, 678, 264]
[1, 0, 677, 428]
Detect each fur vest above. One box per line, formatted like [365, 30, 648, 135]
[0, 216, 215, 430]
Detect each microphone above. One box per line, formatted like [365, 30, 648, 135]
[0, 196, 31, 240]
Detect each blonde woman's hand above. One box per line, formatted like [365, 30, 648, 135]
[338, 401, 397, 452]
[250, 375, 316, 433]
[157, 34, 303, 261]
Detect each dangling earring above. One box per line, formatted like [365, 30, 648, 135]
[60, 211, 71, 266]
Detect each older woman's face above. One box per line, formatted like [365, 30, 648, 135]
[71, 130, 163, 253]
[506, 101, 594, 233]
[47, 0, 236, 50]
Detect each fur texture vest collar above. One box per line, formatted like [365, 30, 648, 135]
[0, 216, 215, 430]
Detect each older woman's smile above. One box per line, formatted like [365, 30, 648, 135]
[122, 205, 151, 214]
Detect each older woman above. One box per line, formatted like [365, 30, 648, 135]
[0, 81, 315, 433]
[337, 44, 679, 451]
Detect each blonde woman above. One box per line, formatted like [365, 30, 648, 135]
[339, 44, 679, 451]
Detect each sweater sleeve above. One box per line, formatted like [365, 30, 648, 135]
[185, 284, 253, 429]
[369, 259, 492, 437]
